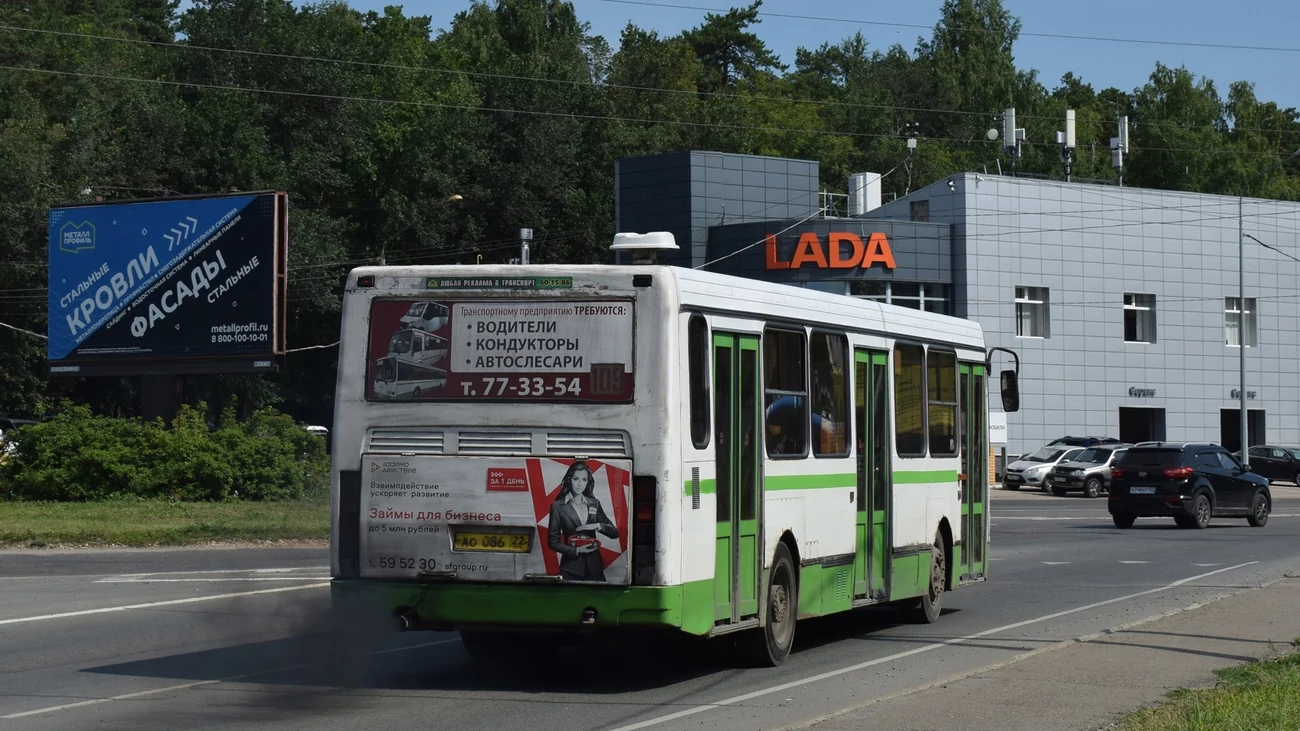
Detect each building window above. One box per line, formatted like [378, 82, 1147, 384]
[688, 314, 709, 448]
[763, 328, 808, 458]
[1015, 286, 1050, 338]
[850, 281, 950, 315]
[1123, 293, 1157, 344]
[1225, 297, 1257, 348]
[810, 332, 849, 457]
[910, 200, 930, 222]
[893, 343, 926, 456]
[927, 349, 958, 457]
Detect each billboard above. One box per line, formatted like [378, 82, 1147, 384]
[360, 456, 632, 585]
[365, 297, 635, 402]
[47, 191, 288, 376]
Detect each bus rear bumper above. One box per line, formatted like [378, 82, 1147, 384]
[330, 578, 702, 635]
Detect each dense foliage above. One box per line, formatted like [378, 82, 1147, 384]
[0, 403, 329, 501]
[1, 0, 1298, 427]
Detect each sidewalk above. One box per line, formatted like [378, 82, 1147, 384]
[800, 575, 1300, 731]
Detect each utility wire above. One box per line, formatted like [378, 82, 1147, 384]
[5, 22, 1298, 136]
[2, 62, 1293, 158]
[599, 0, 1300, 55]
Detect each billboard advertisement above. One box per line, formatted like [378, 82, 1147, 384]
[365, 297, 634, 402]
[360, 456, 632, 585]
[47, 192, 287, 375]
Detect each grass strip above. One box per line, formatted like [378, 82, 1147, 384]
[0, 499, 330, 547]
[1116, 645, 1300, 730]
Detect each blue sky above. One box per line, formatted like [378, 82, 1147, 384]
[345, 0, 1300, 111]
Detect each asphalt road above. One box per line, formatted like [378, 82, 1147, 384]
[4, 488, 1300, 731]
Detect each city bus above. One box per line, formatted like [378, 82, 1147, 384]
[329, 247, 1021, 667]
[399, 300, 449, 332]
[387, 328, 449, 366]
[372, 355, 448, 399]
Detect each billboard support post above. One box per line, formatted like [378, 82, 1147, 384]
[141, 375, 182, 425]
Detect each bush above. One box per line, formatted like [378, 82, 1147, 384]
[0, 403, 329, 502]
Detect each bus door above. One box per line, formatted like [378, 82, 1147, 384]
[853, 350, 890, 600]
[959, 363, 988, 581]
[713, 333, 761, 624]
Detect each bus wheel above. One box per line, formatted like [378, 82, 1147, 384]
[740, 542, 798, 667]
[907, 534, 946, 624]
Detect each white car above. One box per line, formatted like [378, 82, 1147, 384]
[1002, 446, 1085, 491]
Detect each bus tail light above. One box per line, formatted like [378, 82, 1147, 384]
[338, 469, 361, 577]
[632, 475, 656, 586]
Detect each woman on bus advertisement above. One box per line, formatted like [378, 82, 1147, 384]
[546, 461, 620, 582]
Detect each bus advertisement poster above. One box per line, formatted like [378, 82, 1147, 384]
[360, 455, 632, 585]
[365, 298, 634, 402]
[46, 191, 288, 376]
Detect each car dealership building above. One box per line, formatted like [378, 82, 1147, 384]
[614, 151, 1300, 458]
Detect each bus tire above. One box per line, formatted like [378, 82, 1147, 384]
[740, 542, 798, 667]
[906, 534, 946, 624]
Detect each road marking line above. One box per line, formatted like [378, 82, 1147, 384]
[1192, 563, 1222, 567]
[1040, 561, 1070, 565]
[93, 577, 332, 584]
[0, 638, 458, 719]
[987, 512, 1294, 517]
[1118, 561, 1152, 564]
[774, 577, 1287, 731]
[92, 567, 328, 583]
[0, 583, 330, 627]
[606, 561, 1260, 731]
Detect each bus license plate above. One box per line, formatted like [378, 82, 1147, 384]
[1129, 486, 1156, 494]
[452, 531, 531, 553]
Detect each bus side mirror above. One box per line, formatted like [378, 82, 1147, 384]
[1000, 370, 1020, 413]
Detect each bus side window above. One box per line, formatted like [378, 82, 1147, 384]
[894, 343, 926, 456]
[688, 314, 710, 449]
[927, 350, 958, 457]
[764, 328, 808, 458]
[810, 332, 849, 457]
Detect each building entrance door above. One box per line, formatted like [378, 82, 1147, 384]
[1118, 407, 1166, 444]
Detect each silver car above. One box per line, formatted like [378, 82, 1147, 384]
[1047, 445, 1130, 498]
[1003, 446, 1086, 491]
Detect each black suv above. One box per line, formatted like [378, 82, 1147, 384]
[1047, 436, 1124, 448]
[1108, 442, 1271, 529]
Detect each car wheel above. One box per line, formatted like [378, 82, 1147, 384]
[738, 542, 798, 667]
[1051, 486, 1068, 497]
[1247, 492, 1270, 527]
[1294, 471, 1300, 487]
[1084, 477, 1103, 499]
[1004, 483, 1020, 491]
[1191, 492, 1212, 529]
[1112, 513, 1135, 529]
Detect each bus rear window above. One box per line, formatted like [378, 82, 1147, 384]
[366, 298, 635, 402]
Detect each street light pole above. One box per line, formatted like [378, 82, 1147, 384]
[1237, 149, 1300, 466]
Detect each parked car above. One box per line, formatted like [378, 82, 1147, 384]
[1003, 446, 1086, 491]
[1047, 445, 1130, 498]
[1046, 435, 1124, 448]
[1231, 445, 1300, 486]
[1108, 442, 1271, 529]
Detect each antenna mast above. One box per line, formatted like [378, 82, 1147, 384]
[1057, 109, 1077, 181]
[1003, 108, 1025, 177]
[1110, 115, 1129, 186]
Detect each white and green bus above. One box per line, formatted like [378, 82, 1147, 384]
[329, 241, 1021, 666]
